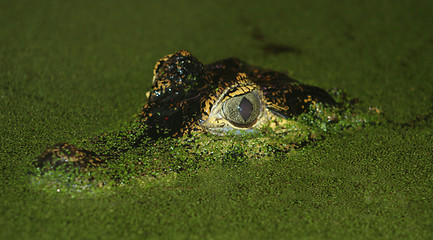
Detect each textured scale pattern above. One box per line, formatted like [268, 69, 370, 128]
[140, 50, 335, 137]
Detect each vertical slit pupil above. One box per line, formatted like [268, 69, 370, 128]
[239, 97, 253, 121]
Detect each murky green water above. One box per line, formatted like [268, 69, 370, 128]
[1, 0, 432, 239]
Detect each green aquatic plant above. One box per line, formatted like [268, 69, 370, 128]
[30, 51, 384, 197]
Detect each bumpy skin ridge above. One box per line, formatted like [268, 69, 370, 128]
[139, 51, 207, 138]
[140, 51, 335, 138]
[36, 143, 104, 170]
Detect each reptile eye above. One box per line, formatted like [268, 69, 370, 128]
[222, 92, 261, 127]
